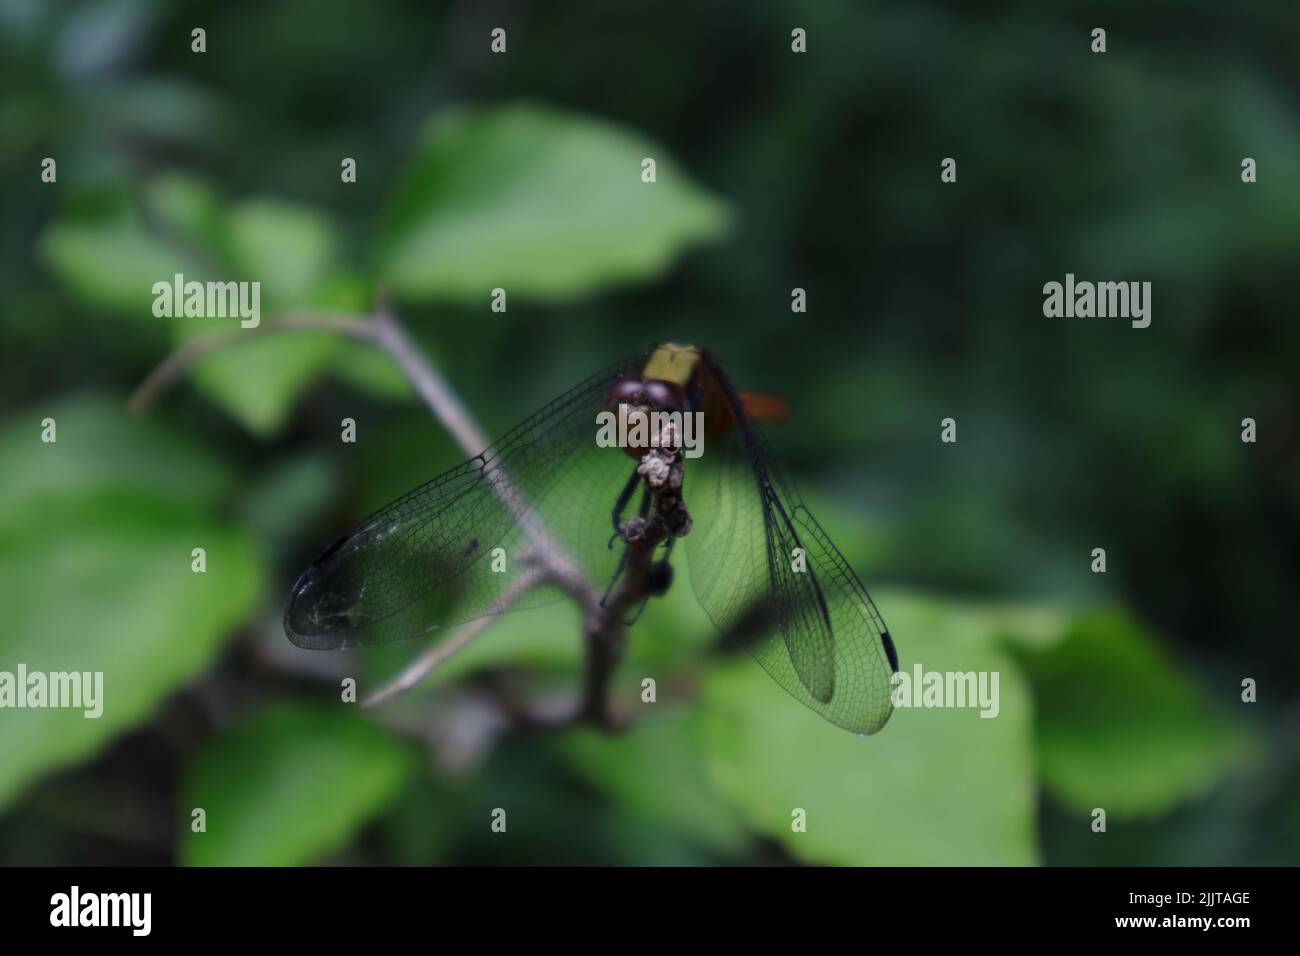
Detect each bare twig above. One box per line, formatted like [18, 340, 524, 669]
[362, 562, 545, 708]
[367, 305, 488, 459]
[129, 314, 376, 413]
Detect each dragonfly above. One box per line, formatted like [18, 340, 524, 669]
[285, 343, 899, 734]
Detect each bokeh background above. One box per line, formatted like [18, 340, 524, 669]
[1, 0, 1297, 866]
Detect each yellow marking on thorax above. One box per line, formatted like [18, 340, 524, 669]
[642, 343, 701, 386]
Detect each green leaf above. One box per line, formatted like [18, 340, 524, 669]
[0, 393, 235, 526]
[331, 344, 416, 402]
[225, 200, 341, 305]
[376, 103, 730, 302]
[700, 590, 1038, 865]
[41, 180, 358, 436]
[40, 212, 196, 317]
[0, 396, 263, 810]
[178, 199, 347, 435]
[0, 505, 261, 811]
[183, 329, 342, 436]
[0, 512, 261, 811]
[180, 703, 415, 866]
[38, 175, 225, 320]
[146, 175, 228, 254]
[1018, 608, 1260, 819]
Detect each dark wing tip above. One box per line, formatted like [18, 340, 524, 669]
[813, 677, 834, 704]
[881, 629, 899, 672]
[283, 549, 354, 650]
[311, 534, 351, 567]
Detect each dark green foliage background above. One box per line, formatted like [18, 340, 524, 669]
[1, 0, 1296, 865]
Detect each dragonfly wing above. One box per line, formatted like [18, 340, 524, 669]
[762, 482, 837, 703]
[285, 355, 644, 649]
[686, 358, 897, 734]
[687, 428, 835, 702]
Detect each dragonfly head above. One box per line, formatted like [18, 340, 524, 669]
[605, 377, 686, 414]
[604, 377, 689, 460]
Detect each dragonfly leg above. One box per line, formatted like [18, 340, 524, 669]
[602, 482, 656, 608]
[624, 595, 651, 625]
[623, 535, 677, 624]
[607, 465, 642, 549]
[600, 546, 629, 609]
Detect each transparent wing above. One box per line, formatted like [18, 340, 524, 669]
[686, 356, 898, 734]
[285, 355, 645, 649]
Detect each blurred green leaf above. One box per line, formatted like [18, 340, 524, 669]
[39, 175, 228, 322]
[331, 344, 416, 402]
[0, 393, 234, 526]
[180, 703, 414, 866]
[182, 329, 342, 436]
[0, 503, 261, 812]
[376, 102, 730, 302]
[0, 396, 263, 809]
[700, 590, 1038, 865]
[1018, 609, 1260, 819]
[40, 212, 195, 317]
[39, 180, 379, 436]
[178, 199, 348, 435]
[225, 200, 340, 304]
[146, 174, 228, 254]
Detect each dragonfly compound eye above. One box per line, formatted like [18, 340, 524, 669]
[640, 379, 687, 413]
[604, 378, 647, 410]
[605, 378, 688, 460]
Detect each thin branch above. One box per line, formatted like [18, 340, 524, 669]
[129, 314, 376, 413]
[362, 563, 546, 708]
[366, 308, 597, 600]
[367, 306, 488, 459]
